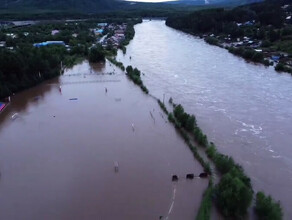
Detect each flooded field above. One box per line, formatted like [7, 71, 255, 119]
[0, 61, 207, 219]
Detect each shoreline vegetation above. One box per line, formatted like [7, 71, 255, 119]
[107, 50, 283, 219]
[166, 0, 292, 75]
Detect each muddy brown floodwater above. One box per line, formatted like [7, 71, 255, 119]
[0, 60, 208, 219]
[117, 20, 292, 219]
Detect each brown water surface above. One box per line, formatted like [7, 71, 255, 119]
[0, 60, 207, 219]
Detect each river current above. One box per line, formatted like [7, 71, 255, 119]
[117, 20, 292, 218]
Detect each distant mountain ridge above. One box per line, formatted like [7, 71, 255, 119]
[167, 0, 263, 6]
[0, 0, 263, 14]
[0, 0, 123, 13]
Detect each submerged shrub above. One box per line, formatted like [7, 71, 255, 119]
[215, 173, 253, 218]
[255, 192, 283, 220]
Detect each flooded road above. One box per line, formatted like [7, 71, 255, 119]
[117, 20, 292, 218]
[0, 61, 207, 219]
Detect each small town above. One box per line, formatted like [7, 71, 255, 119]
[0, 20, 132, 53]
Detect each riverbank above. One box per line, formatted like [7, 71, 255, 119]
[165, 1, 292, 75]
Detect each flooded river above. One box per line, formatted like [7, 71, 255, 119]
[0, 61, 207, 219]
[117, 20, 292, 218]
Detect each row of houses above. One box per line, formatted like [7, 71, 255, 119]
[103, 23, 127, 48]
[91, 23, 128, 49]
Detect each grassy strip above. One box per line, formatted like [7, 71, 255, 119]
[196, 182, 213, 220]
[228, 47, 270, 66]
[158, 100, 168, 114]
[119, 19, 142, 54]
[158, 101, 211, 175]
[158, 100, 213, 220]
[275, 62, 292, 74]
[126, 66, 148, 94]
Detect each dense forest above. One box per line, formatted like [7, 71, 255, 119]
[0, 21, 98, 99]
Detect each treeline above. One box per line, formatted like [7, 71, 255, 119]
[0, 21, 98, 99]
[126, 66, 148, 94]
[165, 0, 292, 74]
[228, 47, 270, 65]
[166, 0, 286, 38]
[0, 46, 65, 98]
[119, 19, 142, 53]
[107, 57, 125, 71]
[275, 62, 292, 73]
[89, 45, 105, 63]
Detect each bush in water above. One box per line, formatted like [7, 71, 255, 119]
[126, 65, 149, 94]
[255, 192, 283, 220]
[89, 45, 105, 62]
[214, 173, 253, 218]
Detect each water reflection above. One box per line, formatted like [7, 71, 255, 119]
[0, 78, 59, 133]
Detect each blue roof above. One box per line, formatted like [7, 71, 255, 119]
[95, 29, 104, 34]
[33, 41, 65, 47]
[271, 55, 280, 61]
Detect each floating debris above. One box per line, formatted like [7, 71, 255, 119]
[150, 111, 155, 123]
[172, 175, 178, 182]
[33, 96, 41, 101]
[11, 113, 18, 120]
[0, 102, 6, 112]
[69, 98, 78, 101]
[186, 174, 194, 179]
[114, 161, 119, 172]
[199, 172, 208, 178]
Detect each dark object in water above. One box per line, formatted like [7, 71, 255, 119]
[172, 175, 178, 181]
[33, 96, 41, 101]
[69, 98, 78, 101]
[114, 162, 119, 172]
[186, 173, 194, 179]
[199, 172, 208, 178]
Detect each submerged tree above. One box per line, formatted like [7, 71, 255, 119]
[215, 173, 253, 218]
[89, 45, 105, 63]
